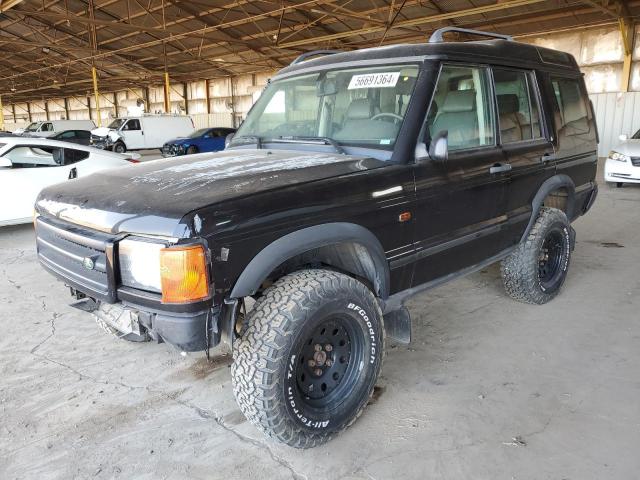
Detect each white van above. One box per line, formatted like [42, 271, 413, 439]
[17, 119, 96, 137]
[90, 115, 194, 153]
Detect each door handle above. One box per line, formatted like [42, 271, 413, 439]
[540, 153, 555, 163]
[68, 167, 77, 179]
[489, 163, 512, 174]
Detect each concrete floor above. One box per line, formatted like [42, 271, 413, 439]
[1, 163, 639, 480]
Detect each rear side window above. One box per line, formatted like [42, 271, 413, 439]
[493, 69, 543, 143]
[427, 65, 495, 151]
[63, 148, 90, 165]
[77, 130, 90, 139]
[550, 76, 589, 135]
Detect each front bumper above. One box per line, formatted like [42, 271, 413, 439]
[161, 144, 184, 157]
[35, 215, 221, 351]
[604, 158, 640, 183]
[88, 299, 215, 351]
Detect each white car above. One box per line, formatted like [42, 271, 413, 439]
[605, 132, 640, 187]
[0, 137, 139, 226]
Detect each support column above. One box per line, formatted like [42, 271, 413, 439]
[0, 96, 4, 131]
[164, 71, 171, 113]
[44, 100, 50, 121]
[87, 96, 93, 121]
[64, 98, 70, 120]
[205, 79, 211, 115]
[183, 82, 189, 115]
[92, 66, 102, 126]
[620, 18, 635, 92]
[114, 93, 119, 118]
[27, 102, 32, 123]
[12, 104, 16, 124]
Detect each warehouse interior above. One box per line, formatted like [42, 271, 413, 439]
[1, 1, 639, 479]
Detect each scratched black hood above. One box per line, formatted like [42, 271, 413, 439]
[36, 149, 384, 237]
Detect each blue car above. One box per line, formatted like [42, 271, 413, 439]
[162, 127, 236, 157]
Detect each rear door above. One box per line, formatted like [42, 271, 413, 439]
[492, 67, 555, 247]
[410, 63, 509, 286]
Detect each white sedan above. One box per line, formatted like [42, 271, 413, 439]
[604, 132, 640, 187]
[0, 137, 140, 226]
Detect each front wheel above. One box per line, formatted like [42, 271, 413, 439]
[232, 270, 384, 448]
[186, 146, 198, 155]
[501, 207, 571, 304]
[113, 142, 126, 154]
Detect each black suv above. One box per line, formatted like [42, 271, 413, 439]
[34, 28, 598, 448]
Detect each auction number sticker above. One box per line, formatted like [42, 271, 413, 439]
[348, 72, 400, 90]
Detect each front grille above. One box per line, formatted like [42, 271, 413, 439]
[631, 157, 640, 167]
[36, 216, 116, 302]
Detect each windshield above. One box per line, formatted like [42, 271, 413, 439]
[234, 64, 419, 150]
[25, 122, 41, 132]
[108, 118, 126, 129]
[189, 128, 210, 139]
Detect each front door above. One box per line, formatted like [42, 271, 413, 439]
[411, 63, 509, 286]
[121, 119, 144, 149]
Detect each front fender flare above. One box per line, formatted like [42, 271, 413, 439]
[229, 222, 390, 299]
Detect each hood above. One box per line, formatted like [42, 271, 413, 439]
[166, 137, 192, 145]
[91, 126, 122, 142]
[36, 149, 384, 237]
[610, 140, 640, 156]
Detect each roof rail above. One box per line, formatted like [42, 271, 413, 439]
[291, 50, 342, 65]
[428, 27, 513, 44]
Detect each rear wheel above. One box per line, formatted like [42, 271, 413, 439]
[232, 269, 384, 448]
[501, 207, 571, 304]
[616, 182, 624, 188]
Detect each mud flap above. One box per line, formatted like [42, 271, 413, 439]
[383, 306, 411, 344]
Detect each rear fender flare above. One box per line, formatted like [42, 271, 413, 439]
[520, 174, 575, 243]
[229, 222, 390, 299]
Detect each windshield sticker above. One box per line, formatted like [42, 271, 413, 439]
[348, 72, 400, 90]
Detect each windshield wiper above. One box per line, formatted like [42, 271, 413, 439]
[275, 136, 345, 155]
[231, 135, 264, 149]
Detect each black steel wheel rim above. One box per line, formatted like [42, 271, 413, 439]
[294, 315, 364, 410]
[538, 229, 565, 289]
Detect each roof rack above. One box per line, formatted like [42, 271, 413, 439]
[428, 27, 513, 44]
[291, 50, 342, 65]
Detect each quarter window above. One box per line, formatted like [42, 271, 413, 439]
[550, 76, 589, 135]
[493, 69, 542, 143]
[427, 65, 495, 151]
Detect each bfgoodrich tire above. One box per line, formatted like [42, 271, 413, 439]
[231, 269, 384, 448]
[501, 207, 571, 304]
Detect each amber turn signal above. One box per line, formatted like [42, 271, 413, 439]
[159, 245, 209, 303]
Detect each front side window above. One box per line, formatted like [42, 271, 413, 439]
[60, 131, 76, 139]
[493, 69, 542, 143]
[123, 119, 141, 131]
[42, 123, 53, 132]
[426, 65, 495, 151]
[551, 76, 589, 135]
[233, 64, 419, 150]
[189, 128, 210, 138]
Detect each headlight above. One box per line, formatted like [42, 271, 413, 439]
[118, 238, 166, 292]
[609, 151, 630, 162]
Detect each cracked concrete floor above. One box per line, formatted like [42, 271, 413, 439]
[2, 168, 640, 480]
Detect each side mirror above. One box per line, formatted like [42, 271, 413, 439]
[428, 130, 448, 163]
[619, 134, 628, 142]
[0, 157, 12, 168]
[225, 132, 235, 148]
